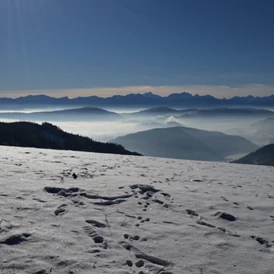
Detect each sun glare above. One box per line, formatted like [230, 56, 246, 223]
[2, 0, 51, 81]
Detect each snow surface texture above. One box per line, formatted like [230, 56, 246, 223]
[0, 146, 274, 274]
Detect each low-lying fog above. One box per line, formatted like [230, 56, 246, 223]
[0, 106, 273, 146]
[0, 118, 161, 142]
[0, 107, 71, 114]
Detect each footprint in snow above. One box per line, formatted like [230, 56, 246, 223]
[54, 204, 68, 216]
[83, 226, 105, 245]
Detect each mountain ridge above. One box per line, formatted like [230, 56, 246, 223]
[127, 107, 274, 118]
[1, 92, 274, 107]
[0, 107, 122, 122]
[110, 126, 257, 162]
[112, 127, 225, 162]
[232, 143, 274, 166]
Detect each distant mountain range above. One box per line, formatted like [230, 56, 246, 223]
[126, 107, 195, 116]
[128, 107, 274, 118]
[0, 122, 140, 156]
[2, 105, 272, 123]
[110, 126, 257, 162]
[1, 92, 274, 108]
[0, 107, 122, 122]
[233, 143, 274, 166]
[179, 108, 274, 119]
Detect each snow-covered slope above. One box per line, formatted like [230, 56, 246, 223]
[0, 145, 274, 274]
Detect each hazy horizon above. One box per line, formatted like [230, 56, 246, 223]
[0, 84, 274, 100]
[0, 85, 274, 99]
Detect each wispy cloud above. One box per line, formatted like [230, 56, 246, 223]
[1, 84, 274, 99]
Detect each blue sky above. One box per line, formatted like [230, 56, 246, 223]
[0, 0, 273, 98]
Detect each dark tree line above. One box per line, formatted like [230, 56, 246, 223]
[0, 122, 141, 156]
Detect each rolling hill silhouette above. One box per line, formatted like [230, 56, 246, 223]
[232, 143, 274, 166]
[111, 126, 257, 161]
[0, 107, 122, 122]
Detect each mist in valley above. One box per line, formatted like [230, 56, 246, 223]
[1, 105, 273, 154]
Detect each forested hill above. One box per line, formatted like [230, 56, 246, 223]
[0, 122, 141, 156]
